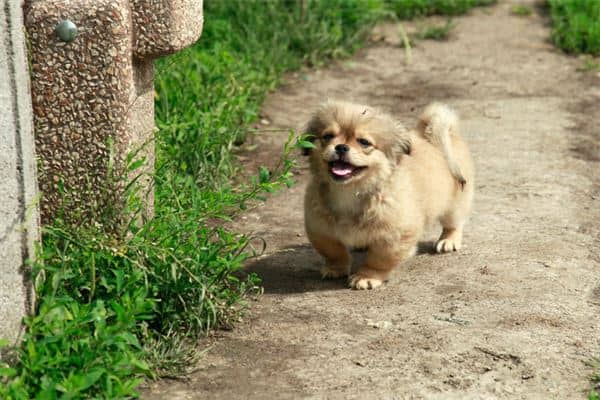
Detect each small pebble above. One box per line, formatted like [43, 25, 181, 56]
[367, 320, 393, 329]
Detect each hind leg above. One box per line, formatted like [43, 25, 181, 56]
[436, 192, 472, 253]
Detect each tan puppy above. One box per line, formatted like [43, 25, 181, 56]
[303, 100, 474, 289]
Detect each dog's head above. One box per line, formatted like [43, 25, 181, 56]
[304, 100, 410, 187]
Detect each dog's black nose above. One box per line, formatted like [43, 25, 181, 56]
[335, 144, 349, 154]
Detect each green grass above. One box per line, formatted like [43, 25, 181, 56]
[548, 0, 600, 55]
[590, 359, 600, 400]
[386, 0, 495, 19]
[0, 157, 293, 398]
[581, 57, 600, 71]
[511, 3, 533, 16]
[386, 0, 495, 46]
[155, 0, 386, 189]
[415, 19, 456, 40]
[1, 1, 506, 398]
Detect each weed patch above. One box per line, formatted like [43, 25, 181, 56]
[155, 0, 387, 188]
[511, 4, 533, 16]
[385, 0, 495, 19]
[590, 359, 600, 400]
[415, 19, 456, 40]
[549, 0, 600, 55]
[583, 58, 600, 71]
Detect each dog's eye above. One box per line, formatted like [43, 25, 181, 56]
[322, 133, 335, 142]
[357, 138, 372, 147]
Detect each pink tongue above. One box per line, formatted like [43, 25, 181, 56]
[332, 165, 353, 176]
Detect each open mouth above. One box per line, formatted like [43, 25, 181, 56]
[328, 160, 367, 181]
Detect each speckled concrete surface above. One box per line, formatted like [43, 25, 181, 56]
[132, 0, 204, 58]
[24, 0, 203, 224]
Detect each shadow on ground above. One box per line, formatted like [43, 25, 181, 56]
[244, 241, 438, 294]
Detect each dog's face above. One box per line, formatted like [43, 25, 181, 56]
[305, 101, 410, 187]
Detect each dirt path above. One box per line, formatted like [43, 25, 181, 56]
[147, 2, 599, 399]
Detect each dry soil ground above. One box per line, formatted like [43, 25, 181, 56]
[146, 2, 599, 399]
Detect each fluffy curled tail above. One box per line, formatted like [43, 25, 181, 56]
[418, 103, 466, 189]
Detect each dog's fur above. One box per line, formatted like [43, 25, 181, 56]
[303, 100, 474, 289]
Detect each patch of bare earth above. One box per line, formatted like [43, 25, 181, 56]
[145, 2, 599, 399]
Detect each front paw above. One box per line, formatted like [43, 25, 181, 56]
[348, 274, 384, 290]
[435, 238, 461, 253]
[321, 264, 349, 279]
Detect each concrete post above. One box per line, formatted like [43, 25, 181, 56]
[0, 0, 203, 343]
[0, 0, 40, 343]
[24, 0, 204, 225]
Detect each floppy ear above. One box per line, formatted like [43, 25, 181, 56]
[393, 136, 412, 157]
[383, 128, 412, 161]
